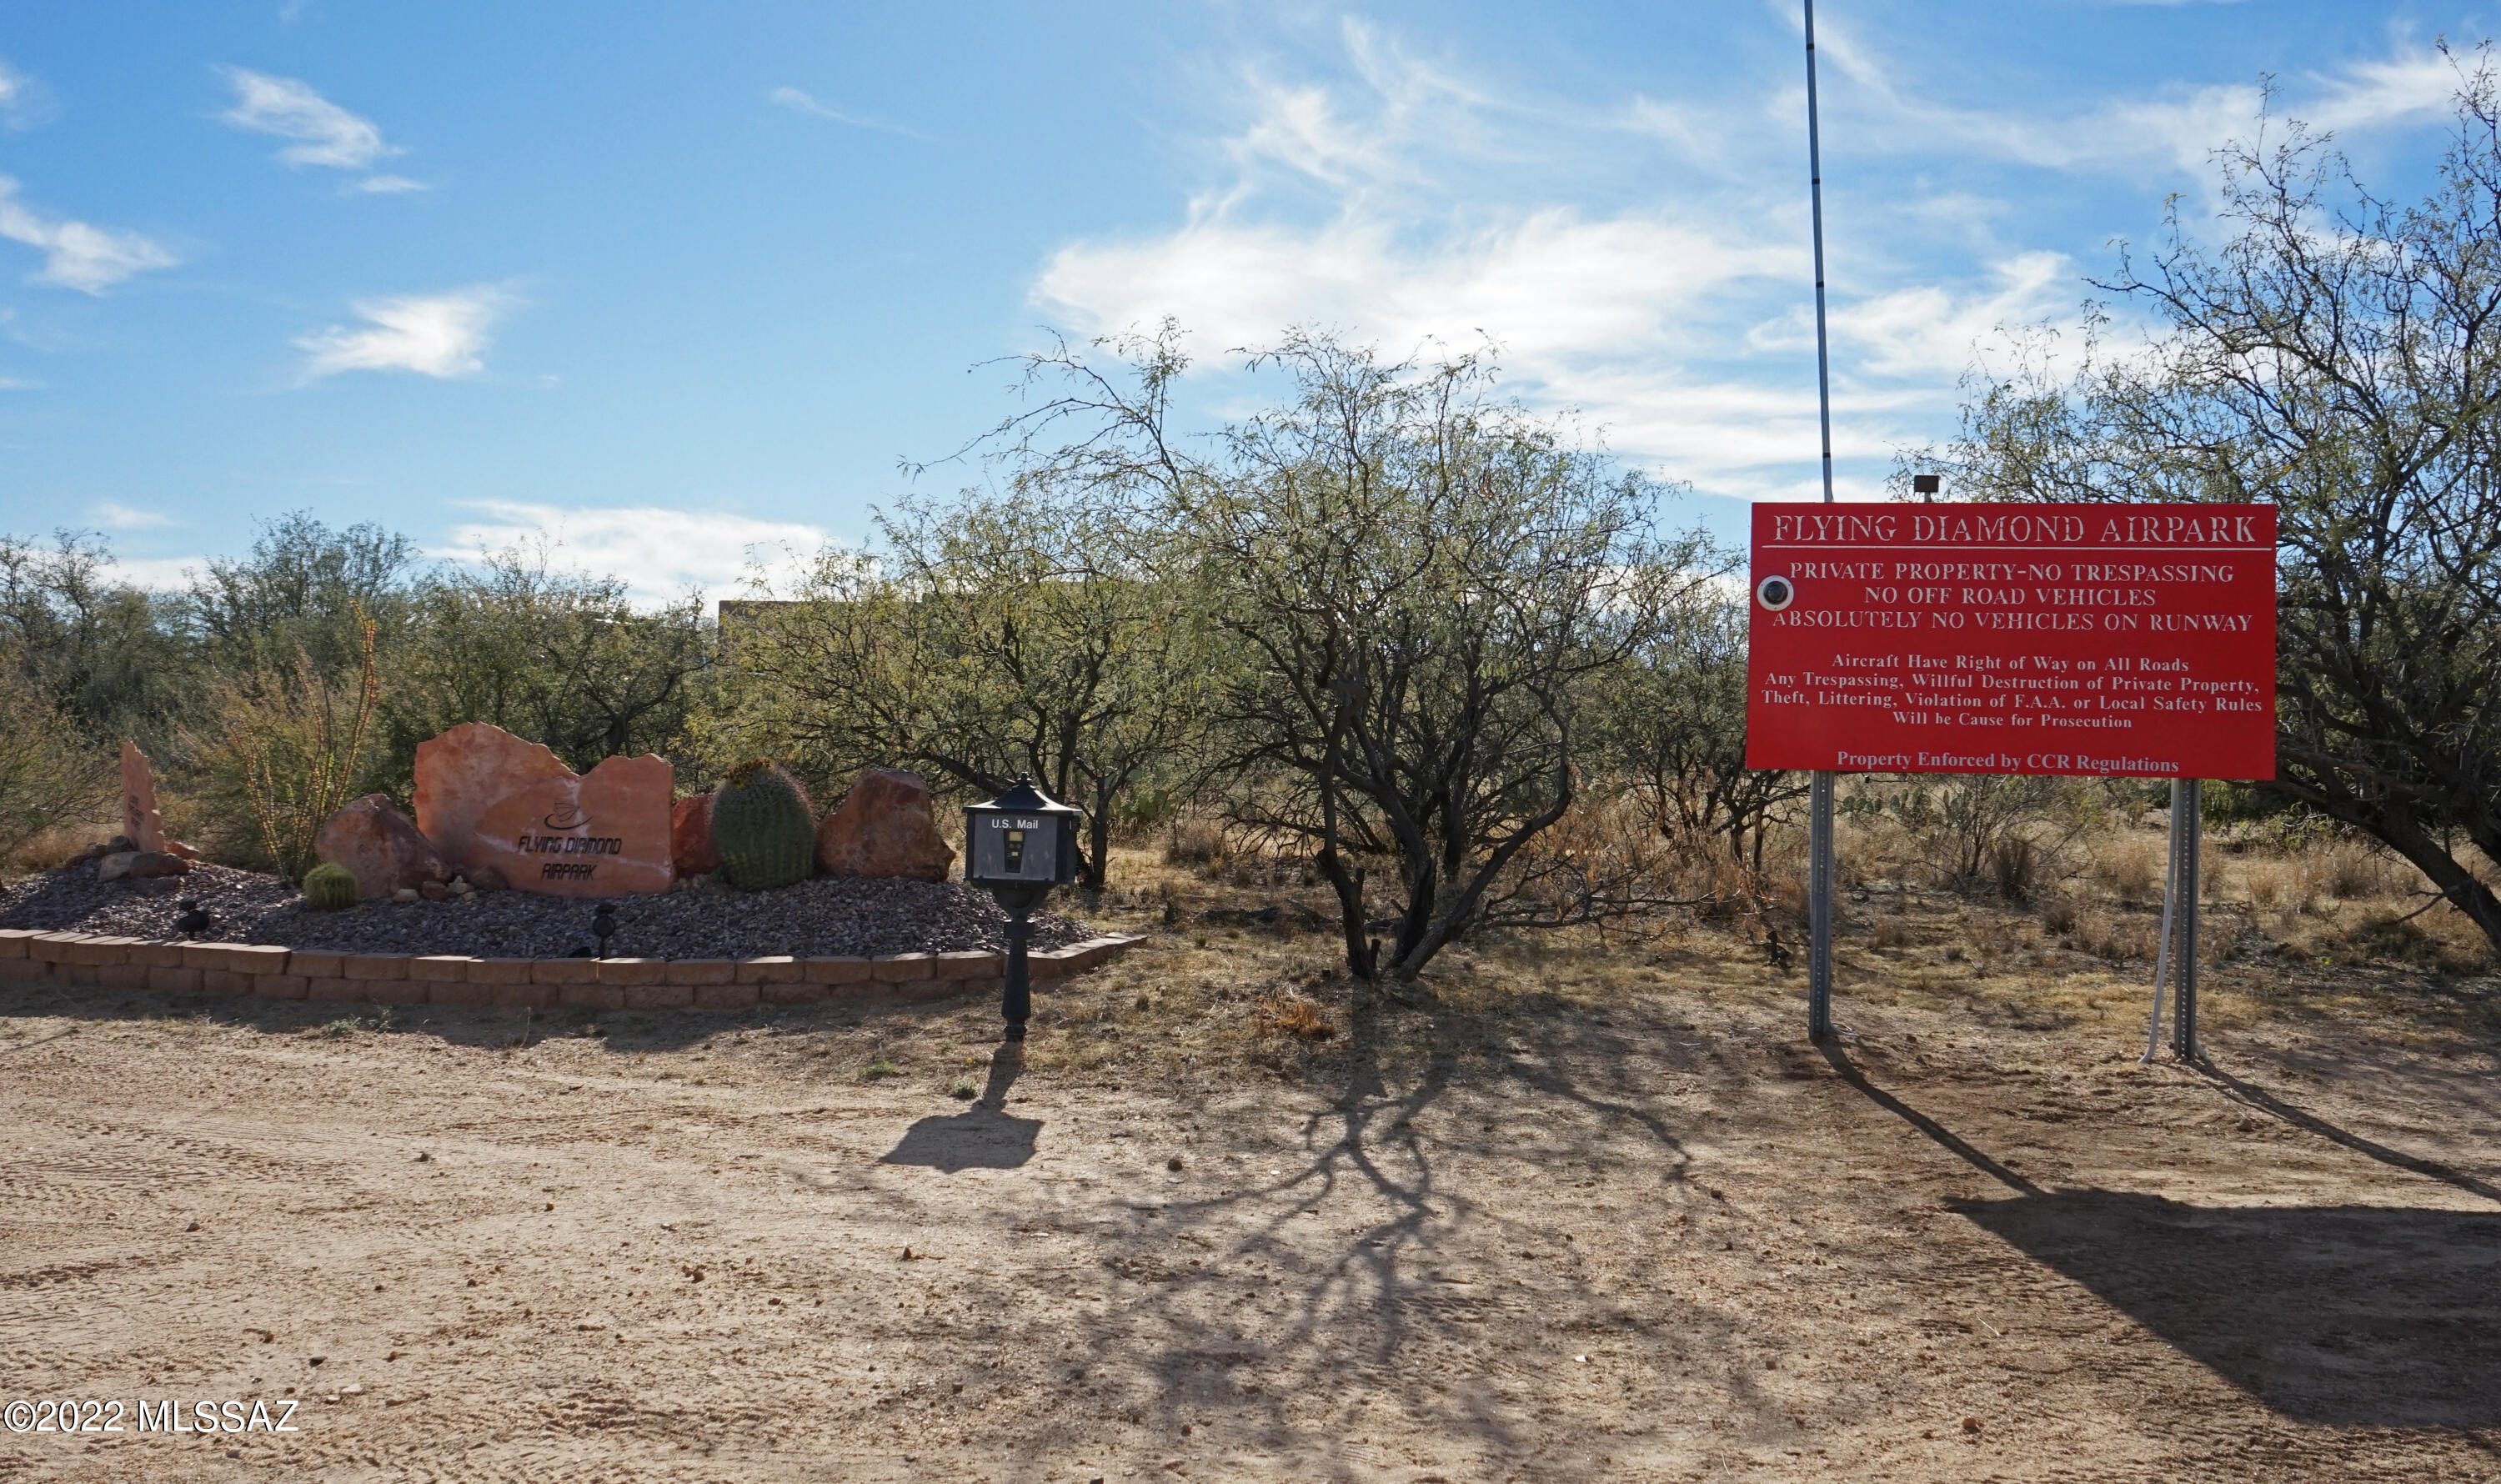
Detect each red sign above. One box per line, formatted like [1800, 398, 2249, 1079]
[1746, 503, 2276, 779]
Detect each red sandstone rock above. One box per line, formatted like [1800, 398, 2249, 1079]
[464, 754, 676, 899]
[814, 768, 955, 884]
[672, 793, 719, 877]
[315, 795, 454, 900]
[413, 723, 574, 868]
[413, 722, 676, 898]
[120, 741, 166, 854]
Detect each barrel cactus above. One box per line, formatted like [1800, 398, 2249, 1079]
[709, 759, 817, 890]
[303, 862, 359, 911]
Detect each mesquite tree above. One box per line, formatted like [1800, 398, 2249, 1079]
[992, 324, 1717, 975]
[1946, 78, 2501, 953]
[723, 489, 1206, 890]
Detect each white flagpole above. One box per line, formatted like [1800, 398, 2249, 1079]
[1804, 0, 1838, 1041]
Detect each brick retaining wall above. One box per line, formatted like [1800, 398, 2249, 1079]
[0, 929, 1142, 1013]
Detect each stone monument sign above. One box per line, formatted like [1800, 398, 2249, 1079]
[413, 723, 674, 898]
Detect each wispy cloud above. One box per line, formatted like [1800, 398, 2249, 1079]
[218, 67, 422, 193]
[93, 501, 173, 529]
[100, 554, 207, 591]
[1806, 23, 2461, 178]
[353, 173, 428, 195]
[768, 87, 930, 140]
[1033, 22, 2467, 504]
[0, 177, 179, 293]
[295, 285, 517, 379]
[1033, 22, 1836, 497]
[0, 57, 54, 128]
[435, 501, 832, 606]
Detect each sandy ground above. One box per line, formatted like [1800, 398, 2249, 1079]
[2, 915, 2498, 1482]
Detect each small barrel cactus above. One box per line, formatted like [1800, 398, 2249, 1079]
[709, 759, 817, 890]
[303, 861, 359, 911]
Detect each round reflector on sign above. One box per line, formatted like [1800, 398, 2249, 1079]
[1756, 574, 1795, 611]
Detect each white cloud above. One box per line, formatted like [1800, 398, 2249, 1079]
[93, 501, 172, 529]
[1809, 24, 2462, 178]
[1750, 251, 2083, 381]
[0, 58, 51, 128]
[0, 176, 179, 293]
[218, 67, 421, 193]
[100, 554, 206, 591]
[434, 502, 833, 607]
[1030, 22, 2465, 504]
[769, 87, 930, 140]
[1039, 208, 1792, 369]
[219, 67, 391, 168]
[295, 286, 516, 379]
[1031, 27, 1841, 499]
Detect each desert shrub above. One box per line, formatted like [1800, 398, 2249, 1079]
[1865, 773, 2097, 900]
[2317, 840, 2408, 901]
[182, 614, 380, 876]
[1599, 595, 1807, 870]
[1164, 816, 1228, 870]
[2066, 909, 2156, 962]
[381, 548, 713, 787]
[2247, 862, 2284, 911]
[718, 487, 1205, 892]
[0, 662, 114, 870]
[189, 512, 418, 679]
[1991, 836, 2040, 902]
[2090, 833, 2164, 905]
[0, 530, 198, 750]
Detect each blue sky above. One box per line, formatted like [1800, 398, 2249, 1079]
[0, 2, 2483, 601]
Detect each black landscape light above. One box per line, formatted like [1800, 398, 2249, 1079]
[963, 776, 1081, 1043]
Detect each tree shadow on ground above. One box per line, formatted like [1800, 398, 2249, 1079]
[961, 973, 1733, 1480]
[1823, 1042, 2501, 1430]
[1956, 1189, 2501, 1427]
[881, 1050, 1040, 1171]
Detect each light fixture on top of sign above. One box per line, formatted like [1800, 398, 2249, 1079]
[1913, 474, 1941, 503]
[963, 777, 1082, 1044]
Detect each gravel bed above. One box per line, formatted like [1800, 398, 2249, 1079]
[0, 859, 1095, 960]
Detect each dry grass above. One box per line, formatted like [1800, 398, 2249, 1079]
[2, 820, 107, 879]
[1045, 813, 2498, 1094]
[2092, 832, 2165, 905]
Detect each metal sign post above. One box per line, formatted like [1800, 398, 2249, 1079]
[1802, 0, 1838, 1042]
[2143, 779, 2203, 1063]
[2173, 780, 2201, 1059]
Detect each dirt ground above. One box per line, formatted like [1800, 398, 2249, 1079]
[3, 885, 2498, 1482]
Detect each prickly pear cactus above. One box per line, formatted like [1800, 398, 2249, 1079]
[709, 759, 817, 890]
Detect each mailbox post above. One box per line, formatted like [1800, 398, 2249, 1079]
[963, 777, 1082, 1042]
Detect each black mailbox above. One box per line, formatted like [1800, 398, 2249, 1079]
[964, 777, 1080, 889]
[963, 776, 1083, 1044]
